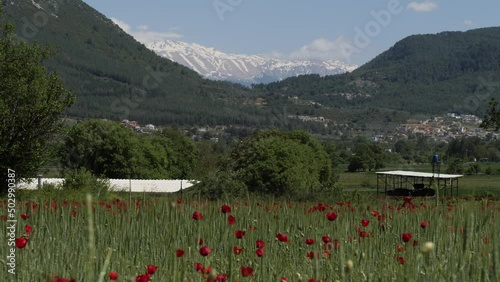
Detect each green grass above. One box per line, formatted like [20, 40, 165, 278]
[1, 195, 498, 281]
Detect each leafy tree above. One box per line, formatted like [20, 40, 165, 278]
[156, 128, 198, 179]
[445, 158, 464, 174]
[481, 98, 500, 131]
[0, 18, 75, 193]
[230, 129, 338, 196]
[60, 120, 150, 178]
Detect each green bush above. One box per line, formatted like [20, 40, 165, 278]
[62, 168, 110, 198]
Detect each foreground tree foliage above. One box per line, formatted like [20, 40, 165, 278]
[0, 18, 75, 194]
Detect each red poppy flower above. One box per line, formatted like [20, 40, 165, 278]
[70, 210, 76, 217]
[15, 237, 28, 248]
[25, 224, 32, 235]
[359, 231, 368, 238]
[192, 211, 204, 220]
[277, 233, 289, 242]
[228, 215, 236, 225]
[221, 205, 231, 214]
[177, 198, 182, 204]
[397, 245, 404, 252]
[420, 221, 429, 228]
[109, 271, 118, 281]
[361, 219, 370, 227]
[371, 210, 379, 216]
[240, 266, 254, 277]
[255, 248, 265, 257]
[305, 238, 315, 245]
[146, 264, 158, 275]
[235, 230, 246, 239]
[398, 256, 405, 265]
[280, 277, 289, 282]
[21, 213, 30, 220]
[233, 246, 243, 255]
[256, 240, 265, 249]
[323, 250, 331, 258]
[197, 237, 204, 245]
[214, 273, 228, 281]
[326, 212, 337, 221]
[176, 248, 185, 257]
[199, 246, 211, 256]
[403, 196, 412, 203]
[135, 273, 151, 282]
[305, 251, 315, 259]
[51, 276, 76, 282]
[402, 232, 413, 243]
[194, 262, 203, 272]
[322, 236, 332, 244]
[412, 239, 418, 247]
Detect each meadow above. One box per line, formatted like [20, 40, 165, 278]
[1, 194, 498, 281]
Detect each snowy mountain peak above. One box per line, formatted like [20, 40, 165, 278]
[146, 40, 358, 85]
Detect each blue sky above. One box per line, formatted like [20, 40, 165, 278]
[82, 0, 500, 65]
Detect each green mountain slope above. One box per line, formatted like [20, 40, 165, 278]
[261, 27, 500, 116]
[1, 0, 270, 127]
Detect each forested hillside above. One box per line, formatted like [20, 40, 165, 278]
[1, 0, 273, 127]
[3, 1, 499, 132]
[259, 27, 500, 115]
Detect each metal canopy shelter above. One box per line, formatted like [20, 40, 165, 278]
[376, 170, 463, 197]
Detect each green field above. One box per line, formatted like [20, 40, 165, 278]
[1, 195, 498, 281]
[338, 163, 500, 197]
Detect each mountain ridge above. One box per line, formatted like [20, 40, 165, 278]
[147, 40, 358, 85]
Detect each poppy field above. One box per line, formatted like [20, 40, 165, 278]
[1, 195, 499, 281]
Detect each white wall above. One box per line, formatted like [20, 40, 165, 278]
[17, 178, 195, 193]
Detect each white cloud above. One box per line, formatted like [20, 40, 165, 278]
[111, 18, 183, 44]
[407, 0, 438, 12]
[464, 20, 475, 27]
[288, 37, 356, 61]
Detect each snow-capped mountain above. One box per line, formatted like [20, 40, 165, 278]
[146, 41, 358, 85]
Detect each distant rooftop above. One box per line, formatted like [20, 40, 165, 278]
[376, 170, 463, 179]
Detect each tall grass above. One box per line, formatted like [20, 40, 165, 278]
[0, 196, 498, 281]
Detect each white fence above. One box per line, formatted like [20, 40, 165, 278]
[17, 178, 196, 193]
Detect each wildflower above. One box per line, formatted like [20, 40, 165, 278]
[235, 230, 245, 239]
[421, 242, 435, 254]
[420, 221, 429, 229]
[21, 213, 30, 220]
[192, 211, 204, 220]
[255, 248, 265, 257]
[305, 238, 315, 245]
[109, 272, 118, 280]
[233, 246, 243, 255]
[228, 215, 236, 225]
[146, 264, 158, 275]
[176, 249, 185, 257]
[326, 212, 337, 221]
[240, 266, 254, 277]
[221, 205, 231, 214]
[15, 237, 28, 248]
[322, 236, 331, 244]
[401, 232, 412, 243]
[361, 219, 370, 227]
[256, 240, 265, 249]
[277, 233, 289, 242]
[199, 246, 211, 256]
